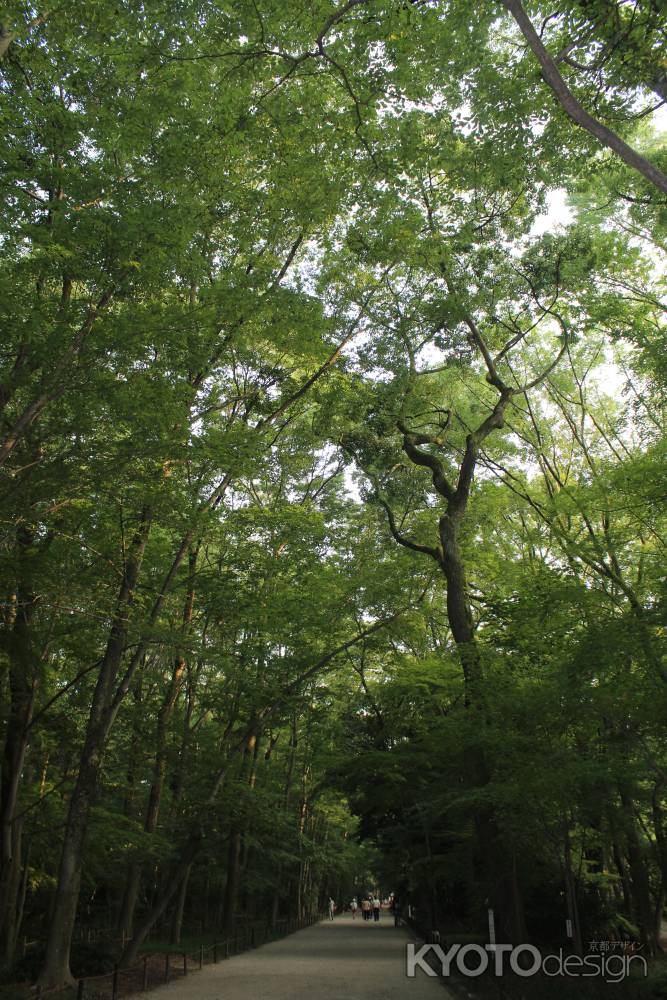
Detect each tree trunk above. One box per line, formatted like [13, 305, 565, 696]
[117, 682, 144, 938]
[222, 732, 259, 937]
[37, 511, 150, 989]
[223, 830, 242, 940]
[118, 863, 142, 942]
[612, 838, 633, 919]
[169, 863, 192, 945]
[438, 508, 526, 941]
[620, 786, 657, 953]
[500, 0, 667, 195]
[120, 829, 203, 967]
[563, 825, 583, 956]
[120, 553, 197, 939]
[0, 526, 38, 968]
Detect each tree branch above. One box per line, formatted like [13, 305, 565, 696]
[499, 0, 667, 196]
[375, 493, 442, 562]
[398, 421, 456, 502]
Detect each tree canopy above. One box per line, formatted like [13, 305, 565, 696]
[0, 0, 665, 993]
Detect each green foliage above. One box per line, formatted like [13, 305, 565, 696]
[0, 0, 666, 989]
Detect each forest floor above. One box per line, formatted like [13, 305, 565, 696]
[127, 913, 453, 1000]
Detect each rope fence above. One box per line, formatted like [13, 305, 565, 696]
[32, 913, 322, 1000]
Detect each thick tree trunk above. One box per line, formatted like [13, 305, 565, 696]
[438, 507, 526, 942]
[612, 838, 633, 918]
[12, 843, 29, 959]
[438, 512, 483, 692]
[0, 819, 26, 969]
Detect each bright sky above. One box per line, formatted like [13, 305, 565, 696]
[530, 188, 573, 235]
[532, 102, 667, 235]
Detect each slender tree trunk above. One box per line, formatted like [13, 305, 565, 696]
[119, 550, 197, 938]
[223, 830, 242, 940]
[270, 721, 298, 928]
[117, 659, 185, 939]
[296, 760, 310, 922]
[0, 525, 38, 967]
[652, 782, 667, 904]
[169, 863, 192, 945]
[619, 786, 657, 953]
[563, 824, 583, 955]
[146, 658, 186, 833]
[37, 511, 150, 989]
[222, 732, 259, 937]
[612, 838, 633, 919]
[117, 682, 144, 937]
[12, 843, 29, 960]
[120, 830, 203, 967]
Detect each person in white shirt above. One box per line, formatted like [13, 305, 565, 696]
[328, 897, 335, 920]
[372, 896, 381, 922]
[350, 897, 358, 919]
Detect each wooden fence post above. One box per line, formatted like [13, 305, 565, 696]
[200, 944, 204, 969]
[164, 953, 171, 983]
[142, 956, 148, 992]
[183, 952, 187, 976]
[111, 965, 119, 1000]
[77, 979, 84, 1000]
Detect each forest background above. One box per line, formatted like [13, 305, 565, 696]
[0, 0, 666, 995]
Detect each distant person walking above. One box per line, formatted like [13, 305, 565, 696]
[328, 897, 335, 921]
[350, 897, 358, 919]
[372, 896, 381, 922]
[361, 897, 371, 921]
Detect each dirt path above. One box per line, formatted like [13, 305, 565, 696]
[133, 914, 453, 1000]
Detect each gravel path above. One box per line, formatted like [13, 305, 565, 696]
[135, 914, 453, 1000]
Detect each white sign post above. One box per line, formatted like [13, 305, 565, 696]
[488, 908, 496, 949]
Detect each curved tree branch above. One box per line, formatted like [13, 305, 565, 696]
[375, 493, 442, 562]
